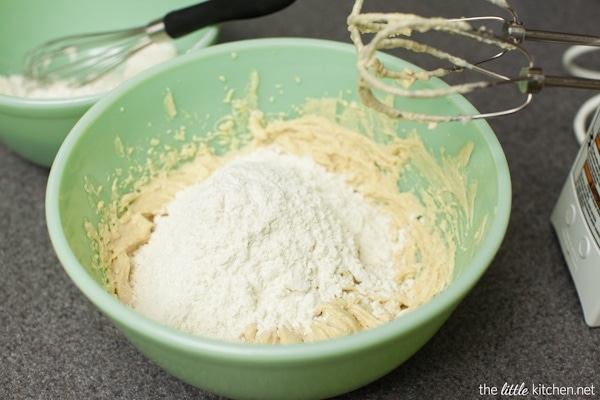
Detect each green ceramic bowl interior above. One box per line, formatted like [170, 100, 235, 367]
[0, 0, 218, 168]
[46, 38, 511, 400]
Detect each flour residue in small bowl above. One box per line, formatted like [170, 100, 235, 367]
[0, 42, 177, 99]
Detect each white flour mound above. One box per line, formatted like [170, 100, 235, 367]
[130, 146, 404, 342]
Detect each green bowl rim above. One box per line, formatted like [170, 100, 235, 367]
[46, 37, 511, 362]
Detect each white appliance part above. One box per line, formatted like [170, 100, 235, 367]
[552, 105, 600, 327]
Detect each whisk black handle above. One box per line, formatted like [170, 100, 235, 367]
[163, 0, 296, 39]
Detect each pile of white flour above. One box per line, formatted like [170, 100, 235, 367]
[0, 42, 176, 99]
[130, 146, 405, 342]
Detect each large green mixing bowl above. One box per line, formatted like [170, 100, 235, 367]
[46, 38, 511, 399]
[0, 0, 218, 167]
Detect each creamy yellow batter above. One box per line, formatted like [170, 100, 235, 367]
[87, 74, 475, 344]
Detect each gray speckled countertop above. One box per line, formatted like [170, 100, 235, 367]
[2, 1, 600, 398]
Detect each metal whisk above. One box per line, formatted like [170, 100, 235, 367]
[23, 0, 296, 87]
[348, 0, 600, 123]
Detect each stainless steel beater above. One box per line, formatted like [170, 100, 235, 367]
[348, 0, 600, 123]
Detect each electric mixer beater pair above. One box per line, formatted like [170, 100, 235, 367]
[347, 0, 600, 327]
[348, 0, 600, 122]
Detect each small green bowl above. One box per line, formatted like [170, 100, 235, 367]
[46, 38, 511, 399]
[0, 0, 218, 167]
